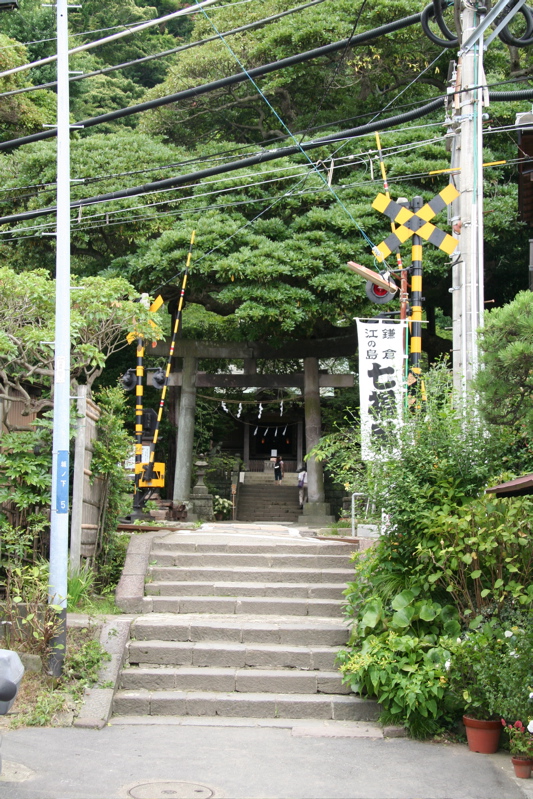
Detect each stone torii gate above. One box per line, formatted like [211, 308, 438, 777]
[151, 328, 357, 527]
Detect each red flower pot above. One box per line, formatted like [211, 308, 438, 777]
[512, 756, 533, 779]
[463, 716, 502, 754]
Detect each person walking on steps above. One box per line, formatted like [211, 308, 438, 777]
[297, 465, 308, 508]
[274, 455, 284, 486]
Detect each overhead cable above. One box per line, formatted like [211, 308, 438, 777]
[0, 11, 424, 152]
[0, 0, 331, 100]
[0, 0, 224, 82]
[0, 96, 447, 226]
[0, 86, 529, 226]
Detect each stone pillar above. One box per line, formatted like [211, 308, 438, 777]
[187, 457, 214, 521]
[299, 357, 333, 527]
[173, 356, 197, 502]
[242, 359, 255, 471]
[296, 420, 303, 470]
[168, 383, 181, 499]
[243, 423, 250, 470]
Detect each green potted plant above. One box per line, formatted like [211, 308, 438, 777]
[447, 623, 505, 753]
[212, 495, 233, 521]
[502, 719, 533, 778]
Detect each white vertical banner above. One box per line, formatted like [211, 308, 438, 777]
[356, 318, 407, 461]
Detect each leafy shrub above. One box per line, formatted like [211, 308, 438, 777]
[339, 630, 455, 738]
[1, 561, 63, 665]
[338, 587, 461, 737]
[362, 363, 506, 596]
[415, 494, 533, 623]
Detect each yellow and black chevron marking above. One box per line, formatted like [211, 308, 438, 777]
[372, 184, 459, 262]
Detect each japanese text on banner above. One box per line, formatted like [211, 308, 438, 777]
[356, 319, 407, 461]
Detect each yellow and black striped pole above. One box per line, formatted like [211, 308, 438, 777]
[409, 196, 424, 378]
[133, 337, 146, 510]
[375, 131, 408, 321]
[144, 230, 196, 484]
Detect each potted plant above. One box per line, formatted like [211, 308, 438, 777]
[447, 624, 505, 753]
[501, 719, 533, 778]
[212, 495, 233, 521]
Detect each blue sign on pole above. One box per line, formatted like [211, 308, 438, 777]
[56, 450, 69, 514]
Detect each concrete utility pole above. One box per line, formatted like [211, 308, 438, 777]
[452, 2, 486, 395]
[48, 0, 71, 676]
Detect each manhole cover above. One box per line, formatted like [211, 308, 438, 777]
[128, 782, 214, 799]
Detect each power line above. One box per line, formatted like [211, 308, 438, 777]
[0, 130, 443, 213]
[193, 0, 377, 252]
[0, 96, 446, 226]
[0, 0, 331, 100]
[0, 0, 224, 82]
[0, 148, 518, 243]
[0, 11, 425, 152]
[0, 109, 522, 229]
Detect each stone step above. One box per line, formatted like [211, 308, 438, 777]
[147, 566, 354, 584]
[150, 552, 351, 568]
[237, 495, 298, 503]
[237, 513, 301, 522]
[236, 506, 300, 513]
[144, 596, 343, 617]
[131, 616, 349, 646]
[241, 475, 299, 485]
[128, 640, 341, 670]
[151, 542, 354, 555]
[239, 484, 298, 494]
[145, 581, 346, 599]
[112, 689, 378, 721]
[120, 667, 349, 694]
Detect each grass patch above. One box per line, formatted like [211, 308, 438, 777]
[3, 624, 110, 729]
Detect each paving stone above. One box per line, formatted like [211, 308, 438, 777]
[308, 584, 346, 599]
[173, 668, 236, 692]
[235, 670, 317, 694]
[146, 582, 215, 597]
[311, 647, 340, 670]
[274, 696, 333, 720]
[244, 645, 313, 670]
[120, 669, 177, 690]
[189, 621, 243, 643]
[132, 619, 191, 642]
[278, 624, 348, 647]
[128, 641, 193, 666]
[306, 599, 344, 617]
[113, 691, 151, 715]
[179, 597, 238, 614]
[316, 673, 349, 694]
[192, 643, 246, 668]
[332, 696, 380, 721]
[236, 598, 307, 616]
[240, 623, 281, 644]
[149, 691, 187, 716]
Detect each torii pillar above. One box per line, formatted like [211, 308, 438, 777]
[298, 357, 334, 528]
[173, 356, 197, 503]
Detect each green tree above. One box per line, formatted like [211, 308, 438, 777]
[475, 291, 533, 470]
[0, 33, 57, 141]
[0, 267, 163, 420]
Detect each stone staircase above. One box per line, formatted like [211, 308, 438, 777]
[112, 532, 380, 723]
[237, 472, 300, 522]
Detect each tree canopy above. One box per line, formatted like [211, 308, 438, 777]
[0, 266, 163, 421]
[0, 0, 530, 349]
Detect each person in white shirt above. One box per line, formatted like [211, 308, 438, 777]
[297, 466, 308, 507]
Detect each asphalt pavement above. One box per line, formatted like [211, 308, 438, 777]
[1, 719, 531, 799]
